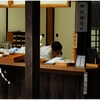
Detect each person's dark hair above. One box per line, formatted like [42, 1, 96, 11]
[51, 41, 62, 51]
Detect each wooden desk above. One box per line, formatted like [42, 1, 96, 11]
[0, 62, 100, 99]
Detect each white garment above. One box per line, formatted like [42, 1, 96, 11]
[40, 45, 62, 60]
[40, 46, 52, 60]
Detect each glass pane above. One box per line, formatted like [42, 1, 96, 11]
[91, 42, 95, 47]
[97, 30, 99, 35]
[91, 30, 96, 35]
[97, 42, 99, 46]
[91, 36, 95, 41]
[97, 48, 99, 52]
[97, 36, 99, 41]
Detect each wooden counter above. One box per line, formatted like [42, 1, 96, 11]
[0, 62, 86, 77]
[0, 62, 100, 99]
[0, 62, 99, 75]
[0, 62, 97, 73]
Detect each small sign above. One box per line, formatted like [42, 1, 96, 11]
[72, 33, 78, 48]
[76, 2, 88, 32]
[76, 55, 86, 68]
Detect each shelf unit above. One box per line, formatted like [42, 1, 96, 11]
[7, 31, 25, 48]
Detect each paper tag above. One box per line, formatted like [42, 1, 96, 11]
[76, 55, 86, 68]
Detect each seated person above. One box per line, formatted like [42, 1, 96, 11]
[40, 41, 62, 60]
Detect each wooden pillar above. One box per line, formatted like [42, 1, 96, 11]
[6, 8, 8, 37]
[25, 1, 40, 99]
[76, 1, 91, 63]
[46, 8, 54, 45]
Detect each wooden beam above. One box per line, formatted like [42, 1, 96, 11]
[25, 1, 40, 98]
[6, 8, 8, 41]
[46, 8, 54, 45]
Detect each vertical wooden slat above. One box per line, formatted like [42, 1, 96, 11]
[3, 67, 25, 99]
[79, 76, 85, 99]
[58, 74, 64, 99]
[74, 76, 80, 98]
[0, 74, 8, 99]
[63, 75, 75, 99]
[40, 73, 43, 98]
[8, 68, 17, 99]
[40, 73, 49, 99]
[25, 1, 40, 99]
[6, 8, 8, 37]
[19, 70, 25, 99]
[46, 8, 54, 45]
[49, 73, 59, 98]
[86, 71, 100, 99]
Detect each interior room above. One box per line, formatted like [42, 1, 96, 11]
[0, 2, 75, 59]
[0, 0, 100, 99]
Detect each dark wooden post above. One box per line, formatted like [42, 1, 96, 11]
[76, 1, 91, 63]
[25, 1, 40, 99]
[46, 8, 54, 45]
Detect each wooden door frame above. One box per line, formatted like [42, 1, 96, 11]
[46, 8, 54, 45]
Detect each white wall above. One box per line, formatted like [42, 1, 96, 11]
[8, 8, 25, 32]
[40, 8, 46, 46]
[0, 8, 6, 42]
[54, 1, 76, 59]
[8, 8, 46, 46]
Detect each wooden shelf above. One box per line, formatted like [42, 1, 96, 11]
[7, 31, 25, 48]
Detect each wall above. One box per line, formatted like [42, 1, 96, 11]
[8, 8, 25, 32]
[0, 5, 75, 58]
[40, 8, 46, 46]
[8, 8, 46, 46]
[54, 1, 76, 59]
[0, 8, 6, 43]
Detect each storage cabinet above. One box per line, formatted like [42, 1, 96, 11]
[7, 31, 25, 48]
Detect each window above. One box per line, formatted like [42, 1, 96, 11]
[91, 29, 100, 56]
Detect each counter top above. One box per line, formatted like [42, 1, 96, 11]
[0, 62, 25, 67]
[0, 62, 99, 76]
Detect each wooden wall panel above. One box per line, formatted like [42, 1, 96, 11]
[63, 75, 75, 98]
[40, 72, 85, 99]
[79, 76, 85, 99]
[58, 74, 64, 99]
[0, 75, 8, 99]
[40, 73, 49, 98]
[86, 71, 100, 99]
[1, 68, 100, 99]
[48, 73, 59, 98]
[8, 69, 25, 99]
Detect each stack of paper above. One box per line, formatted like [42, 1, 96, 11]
[44, 57, 65, 65]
